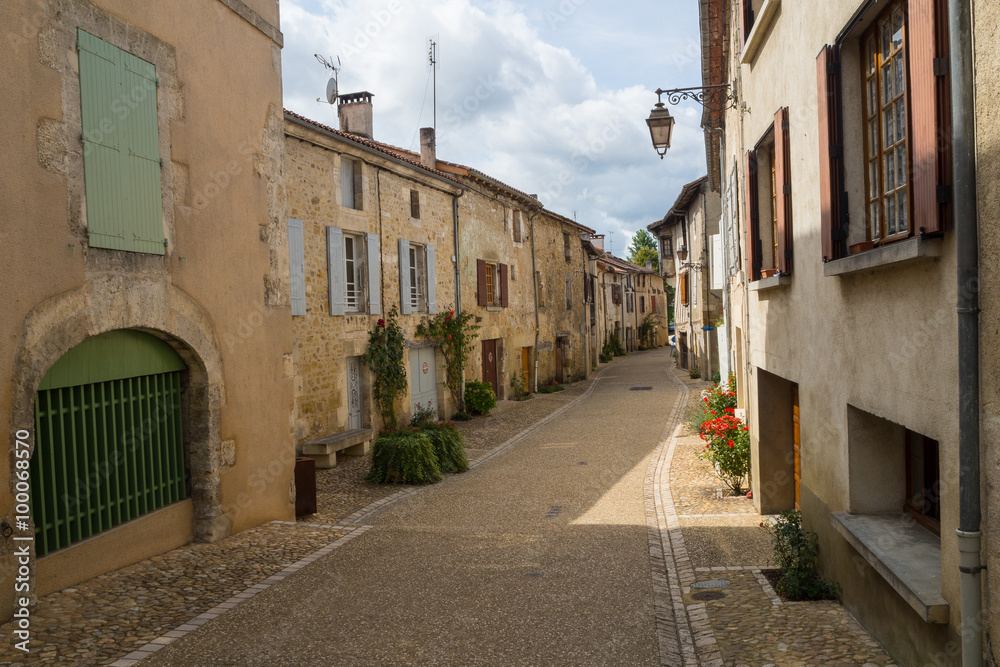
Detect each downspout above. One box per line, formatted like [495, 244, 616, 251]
[950, 0, 982, 664]
[452, 190, 465, 313]
[529, 208, 542, 393]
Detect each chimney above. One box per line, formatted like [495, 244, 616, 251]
[590, 234, 605, 251]
[419, 127, 436, 169]
[338, 91, 374, 138]
[645, 261, 653, 270]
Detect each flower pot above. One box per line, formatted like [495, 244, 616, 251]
[760, 268, 778, 279]
[850, 241, 875, 254]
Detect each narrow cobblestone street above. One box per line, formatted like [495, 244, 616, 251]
[1, 351, 898, 666]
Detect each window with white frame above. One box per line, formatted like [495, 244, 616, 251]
[399, 239, 436, 315]
[409, 244, 426, 312]
[327, 227, 381, 316]
[344, 233, 365, 312]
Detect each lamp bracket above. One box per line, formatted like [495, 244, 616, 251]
[655, 84, 738, 110]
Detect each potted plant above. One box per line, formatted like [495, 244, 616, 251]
[849, 240, 875, 254]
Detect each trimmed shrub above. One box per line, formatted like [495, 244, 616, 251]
[464, 380, 497, 415]
[451, 411, 471, 421]
[366, 428, 442, 484]
[422, 422, 468, 473]
[762, 511, 839, 601]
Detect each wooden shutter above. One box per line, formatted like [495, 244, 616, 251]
[366, 232, 381, 315]
[327, 227, 345, 316]
[288, 218, 305, 316]
[426, 244, 437, 314]
[774, 107, 793, 276]
[744, 151, 761, 281]
[909, 0, 951, 234]
[499, 264, 509, 308]
[78, 30, 164, 255]
[652, 294, 657, 313]
[398, 239, 412, 315]
[410, 190, 420, 219]
[817, 44, 845, 261]
[680, 275, 688, 306]
[477, 259, 488, 306]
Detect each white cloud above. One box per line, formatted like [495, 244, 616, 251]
[280, 0, 708, 257]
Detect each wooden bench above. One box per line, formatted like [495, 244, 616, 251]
[302, 428, 373, 468]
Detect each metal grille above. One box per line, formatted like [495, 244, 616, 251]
[30, 371, 187, 556]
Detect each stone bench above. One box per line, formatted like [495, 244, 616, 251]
[302, 428, 373, 468]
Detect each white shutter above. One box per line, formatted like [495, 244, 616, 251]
[288, 218, 305, 316]
[398, 238, 412, 314]
[367, 232, 381, 315]
[327, 226, 345, 316]
[710, 234, 724, 290]
[425, 244, 437, 314]
[341, 157, 354, 209]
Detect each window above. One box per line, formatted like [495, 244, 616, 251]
[745, 107, 793, 280]
[563, 232, 572, 262]
[399, 240, 435, 314]
[410, 189, 420, 219]
[328, 227, 381, 316]
[862, 2, 908, 244]
[905, 430, 940, 535]
[341, 156, 363, 210]
[78, 30, 165, 254]
[817, 1, 951, 261]
[739, 0, 756, 46]
[640, 296, 645, 314]
[661, 236, 673, 258]
[477, 259, 508, 308]
[513, 210, 524, 243]
[611, 284, 622, 305]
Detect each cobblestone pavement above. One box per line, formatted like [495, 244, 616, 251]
[0, 522, 351, 666]
[669, 377, 897, 666]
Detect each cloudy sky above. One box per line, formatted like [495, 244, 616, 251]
[280, 0, 707, 257]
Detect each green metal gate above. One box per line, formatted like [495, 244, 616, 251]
[29, 330, 189, 556]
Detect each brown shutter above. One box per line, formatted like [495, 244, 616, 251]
[499, 264, 509, 307]
[817, 44, 844, 261]
[353, 163, 363, 212]
[739, 0, 752, 48]
[477, 259, 488, 306]
[744, 150, 761, 281]
[909, 0, 951, 234]
[774, 107, 793, 276]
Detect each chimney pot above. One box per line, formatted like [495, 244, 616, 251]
[420, 127, 436, 169]
[338, 91, 374, 139]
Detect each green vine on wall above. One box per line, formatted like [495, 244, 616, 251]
[361, 307, 408, 429]
[416, 308, 480, 412]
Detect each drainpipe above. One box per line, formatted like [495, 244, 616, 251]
[529, 208, 542, 393]
[452, 190, 465, 313]
[950, 0, 982, 664]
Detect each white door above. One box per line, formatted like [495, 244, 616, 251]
[347, 356, 363, 430]
[410, 347, 438, 418]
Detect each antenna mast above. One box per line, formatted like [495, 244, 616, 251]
[429, 40, 437, 133]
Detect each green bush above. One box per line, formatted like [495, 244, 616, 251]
[421, 422, 468, 473]
[690, 369, 701, 379]
[366, 428, 442, 484]
[464, 380, 497, 415]
[451, 411, 471, 421]
[603, 331, 626, 358]
[762, 511, 839, 601]
[409, 404, 438, 427]
[537, 379, 565, 394]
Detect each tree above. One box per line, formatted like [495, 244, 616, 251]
[628, 229, 659, 272]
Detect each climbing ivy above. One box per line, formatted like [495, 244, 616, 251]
[416, 308, 480, 412]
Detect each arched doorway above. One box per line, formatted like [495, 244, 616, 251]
[30, 330, 189, 556]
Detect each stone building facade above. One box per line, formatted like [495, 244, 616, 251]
[694, 0, 998, 661]
[1, 0, 292, 617]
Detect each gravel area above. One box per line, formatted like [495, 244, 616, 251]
[0, 522, 350, 666]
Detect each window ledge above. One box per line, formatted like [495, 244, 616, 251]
[824, 236, 943, 277]
[741, 0, 781, 65]
[748, 274, 790, 291]
[831, 512, 949, 623]
[486, 306, 502, 312]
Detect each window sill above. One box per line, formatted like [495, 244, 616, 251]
[824, 236, 942, 277]
[740, 0, 781, 65]
[748, 274, 790, 291]
[486, 306, 502, 312]
[831, 512, 949, 623]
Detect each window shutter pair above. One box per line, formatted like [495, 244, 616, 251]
[327, 227, 381, 316]
[288, 218, 306, 316]
[743, 152, 762, 281]
[476, 259, 507, 307]
[398, 240, 435, 315]
[774, 107, 793, 276]
[816, 45, 846, 261]
[77, 30, 164, 255]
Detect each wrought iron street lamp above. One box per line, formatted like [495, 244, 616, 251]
[646, 84, 738, 158]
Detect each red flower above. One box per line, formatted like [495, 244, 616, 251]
[728, 440, 734, 447]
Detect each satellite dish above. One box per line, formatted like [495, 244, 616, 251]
[326, 77, 338, 104]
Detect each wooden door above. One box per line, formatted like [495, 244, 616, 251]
[410, 347, 438, 417]
[554, 339, 564, 383]
[482, 339, 498, 398]
[347, 356, 363, 430]
[793, 385, 801, 510]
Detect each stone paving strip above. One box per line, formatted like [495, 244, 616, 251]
[0, 522, 358, 666]
[668, 371, 898, 666]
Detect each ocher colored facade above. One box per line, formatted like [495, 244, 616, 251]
[1, 0, 292, 619]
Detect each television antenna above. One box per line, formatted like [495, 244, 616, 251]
[314, 54, 341, 105]
[428, 40, 437, 133]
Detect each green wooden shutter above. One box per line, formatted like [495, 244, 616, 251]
[78, 30, 165, 255]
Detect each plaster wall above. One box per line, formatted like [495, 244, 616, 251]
[727, 0, 963, 655]
[1, 0, 292, 619]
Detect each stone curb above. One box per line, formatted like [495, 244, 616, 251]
[337, 366, 611, 526]
[108, 523, 372, 666]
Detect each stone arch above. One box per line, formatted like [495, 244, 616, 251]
[9, 275, 228, 543]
